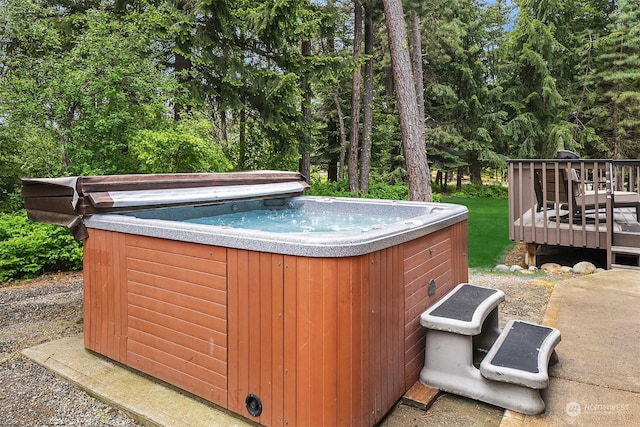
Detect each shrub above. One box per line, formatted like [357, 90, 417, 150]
[0, 211, 83, 283]
[448, 183, 508, 199]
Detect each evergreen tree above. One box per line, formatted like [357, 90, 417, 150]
[581, 0, 640, 158]
[421, 0, 508, 182]
[501, 0, 571, 158]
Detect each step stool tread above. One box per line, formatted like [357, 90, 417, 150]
[480, 320, 561, 389]
[420, 283, 505, 335]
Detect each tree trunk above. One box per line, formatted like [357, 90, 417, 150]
[410, 12, 425, 125]
[470, 160, 482, 185]
[348, 0, 363, 194]
[173, 1, 192, 121]
[300, 39, 312, 182]
[384, 65, 394, 105]
[327, 117, 339, 182]
[220, 107, 228, 142]
[238, 107, 247, 170]
[334, 90, 347, 180]
[173, 51, 192, 121]
[382, 0, 432, 201]
[359, 4, 374, 194]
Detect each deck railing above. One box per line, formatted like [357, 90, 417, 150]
[508, 159, 640, 268]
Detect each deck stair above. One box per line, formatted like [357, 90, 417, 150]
[611, 246, 640, 270]
[420, 283, 561, 415]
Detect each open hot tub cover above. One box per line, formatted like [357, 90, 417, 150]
[22, 171, 309, 240]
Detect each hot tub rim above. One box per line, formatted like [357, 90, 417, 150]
[83, 196, 469, 258]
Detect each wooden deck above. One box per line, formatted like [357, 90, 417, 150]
[508, 159, 640, 269]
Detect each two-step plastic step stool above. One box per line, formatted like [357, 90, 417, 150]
[420, 283, 561, 415]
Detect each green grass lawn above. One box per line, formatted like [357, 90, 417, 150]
[442, 197, 512, 268]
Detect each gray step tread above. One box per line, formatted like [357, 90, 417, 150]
[420, 283, 505, 335]
[480, 320, 561, 389]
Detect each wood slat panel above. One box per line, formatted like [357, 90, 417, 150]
[129, 305, 226, 345]
[294, 257, 312, 426]
[320, 259, 338, 425]
[283, 255, 298, 427]
[127, 347, 226, 405]
[402, 229, 463, 388]
[128, 281, 226, 320]
[128, 315, 226, 361]
[128, 328, 227, 384]
[123, 234, 228, 408]
[227, 248, 241, 412]
[127, 258, 225, 290]
[228, 249, 284, 427]
[336, 257, 355, 426]
[83, 229, 127, 362]
[127, 269, 226, 306]
[126, 245, 227, 276]
[451, 221, 469, 285]
[128, 293, 226, 333]
[126, 234, 226, 263]
[369, 251, 382, 420]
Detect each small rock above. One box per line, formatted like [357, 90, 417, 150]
[595, 268, 606, 273]
[494, 264, 510, 272]
[560, 266, 573, 273]
[528, 265, 538, 271]
[573, 261, 597, 274]
[519, 269, 534, 275]
[509, 265, 524, 272]
[540, 262, 561, 271]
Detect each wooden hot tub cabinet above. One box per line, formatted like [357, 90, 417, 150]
[83, 221, 467, 427]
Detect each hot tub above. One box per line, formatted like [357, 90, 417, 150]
[23, 172, 468, 427]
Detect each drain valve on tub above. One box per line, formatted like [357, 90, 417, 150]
[245, 394, 263, 417]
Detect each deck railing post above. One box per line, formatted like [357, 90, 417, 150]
[606, 162, 613, 269]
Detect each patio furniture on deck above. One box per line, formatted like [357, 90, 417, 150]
[533, 152, 640, 222]
[509, 158, 640, 269]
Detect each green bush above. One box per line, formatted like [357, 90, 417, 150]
[448, 183, 508, 199]
[0, 211, 83, 283]
[308, 178, 411, 200]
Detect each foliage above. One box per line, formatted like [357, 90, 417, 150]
[577, 0, 640, 159]
[421, 0, 508, 182]
[0, 211, 83, 282]
[500, 0, 572, 159]
[130, 117, 233, 173]
[447, 183, 508, 199]
[307, 178, 355, 197]
[308, 176, 410, 200]
[0, 3, 180, 177]
[2, 0, 640, 214]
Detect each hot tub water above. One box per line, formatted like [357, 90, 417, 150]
[185, 208, 403, 233]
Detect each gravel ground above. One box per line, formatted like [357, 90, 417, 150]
[0, 273, 138, 427]
[0, 267, 569, 426]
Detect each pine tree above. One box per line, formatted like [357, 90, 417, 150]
[501, 0, 572, 158]
[583, 0, 640, 158]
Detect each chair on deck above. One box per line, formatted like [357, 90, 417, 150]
[534, 151, 640, 221]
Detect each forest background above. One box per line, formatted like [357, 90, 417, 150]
[2, 0, 640, 211]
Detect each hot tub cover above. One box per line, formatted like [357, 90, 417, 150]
[22, 171, 309, 240]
